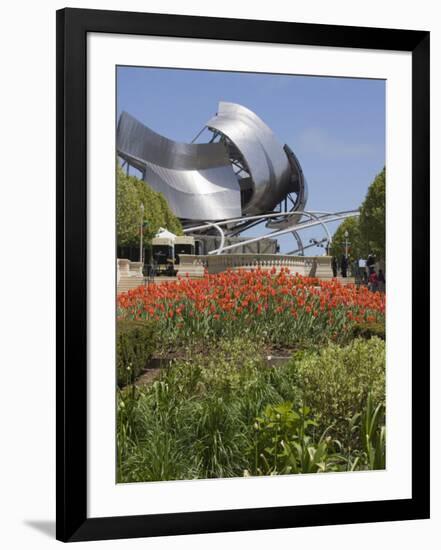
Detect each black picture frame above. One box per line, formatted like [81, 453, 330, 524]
[56, 7, 430, 542]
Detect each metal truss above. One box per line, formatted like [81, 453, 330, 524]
[183, 210, 360, 255]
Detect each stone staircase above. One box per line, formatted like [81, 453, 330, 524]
[117, 276, 145, 294]
[117, 259, 144, 294]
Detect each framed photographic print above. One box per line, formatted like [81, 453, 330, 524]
[56, 8, 430, 542]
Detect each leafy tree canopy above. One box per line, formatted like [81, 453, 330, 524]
[358, 167, 385, 260]
[116, 165, 182, 247]
[330, 167, 385, 260]
[329, 216, 362, 260]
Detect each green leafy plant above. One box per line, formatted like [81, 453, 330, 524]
[287, 337, 385, 449]
[116, 338, 386, 482]
[361, 392, 386, 470]
[249, 403, 343, 476]
[116, 319, 158, 387]
[345, 392, 386, 471]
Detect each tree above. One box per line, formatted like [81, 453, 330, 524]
[358, 168, 385, 260]
[329, 216, 362, 260]
[330, 168, 385, 261]
[116, 165, 182, 248]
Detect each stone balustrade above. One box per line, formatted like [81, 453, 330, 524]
[177, 254, 334, 279]
[117, 258, 145, 292]
[129, 261, 143, 276]
[117, 258, 130, 282]
[117, 254, 335, 293]
[117, 258, 143, 279]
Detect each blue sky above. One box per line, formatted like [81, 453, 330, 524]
[117, 66, 385, 254]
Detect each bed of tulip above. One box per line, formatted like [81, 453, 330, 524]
[117, 268, 385, 348]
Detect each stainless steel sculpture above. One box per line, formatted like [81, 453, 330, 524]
[117, 111, 241, 221]
[116, 102, 357, 255]
[184, 211, 359, 255]
[206, 102, 293, 215]
[116, 102, 307, 223]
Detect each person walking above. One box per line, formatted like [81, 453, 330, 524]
[368, 269, 379, 292]
[331, 256, 338, 277]
[378, 269, 385, 292]
[367, 253, 376, 272]
[340, 255, 348, 278]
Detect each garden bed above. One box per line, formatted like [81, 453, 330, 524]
[117, 337, 386, 482]
[130, 350, 293, 388]
[116, 270, 386, 481]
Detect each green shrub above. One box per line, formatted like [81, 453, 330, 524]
[287, 337, 385, 448]
[116, 320, 158, 387]
[117, 338, 283, 481]
[116, 337, 386, 482]
[351, 321, 385, 340]
[162, 338, 278, 401]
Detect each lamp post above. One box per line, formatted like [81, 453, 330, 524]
[139, 203, 144, 263]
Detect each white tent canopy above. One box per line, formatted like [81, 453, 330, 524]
[154, 227, 177, 241]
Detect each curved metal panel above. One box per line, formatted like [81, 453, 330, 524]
[117, 112, 241, 221]
[266, 144, 309, 229]
[284, 144, 308, 211]
[206, 102, 293, 214]
[116, 105, 308, 225]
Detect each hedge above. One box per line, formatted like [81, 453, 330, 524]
[116, 319, 158, 387]
[351, 321, 385, 340]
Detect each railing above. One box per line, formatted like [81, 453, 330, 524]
[176, 254, 333, 278]
[117, 258, 144, 291]
[117, 255, 335, 292]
